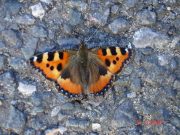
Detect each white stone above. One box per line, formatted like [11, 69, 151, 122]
[92, 123, 101, 131]
[18, 82, 36, 96]
[40, 0, 52, 4]
[127, 92, 136, 98]
[45, 126, 67, 135]
[30, 3, 45, 19]
[51, 106, 61, 117]
[158, 55, 170, 66]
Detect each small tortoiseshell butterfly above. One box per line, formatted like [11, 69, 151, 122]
[30, 43, 132, 98]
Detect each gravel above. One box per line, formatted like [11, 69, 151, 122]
[0, 0, 179, 134]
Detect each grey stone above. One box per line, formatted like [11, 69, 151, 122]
[68, 9, 82, 26]
[62, 24, 72, 34]
[111, 5, 119, 15]
[30, 92, 42, 106]
[30, 106, 44, 116]
[136, 9, 156, 25]
[65, 0, 88, 12]
[21, 47, 35, 60]
[87, 8, 110, 26]
[108, 18, 130, 34]
[57, 37, 80, 48]
[133, 27, 170, 49]
[14, 14, 35, 25]
[170, 116, 180, 129]
[163, 123, 179, 135]
[170, 57, 178, 71]
[160, 86, 177, 98]
[60, 102, 75, 113]
[112, 100, 137, 128]
[173, 80, 180, 90]
[0, 71, 16, 96]
[58, 112, 67, 121]
[122, 0, 138, 10]
[175, 40, 180, 52]
[0, 41, 6, 51]
[28, 25, 48, 38]
[21, 34, 38, 59]
[9, 57, 26, 70]
[4, 0, 22, 15]
[24, 128, 36, 135]
[0, 104, 25, 134]
[0, 55, 6, 70]
[1, 30, 19, 46]
[141, 47, 154, 55]
[66, 118, 90, 130]
[28, 118, 46, 130]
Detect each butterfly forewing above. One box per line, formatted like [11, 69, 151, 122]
[96, 46, 131, 74]
[30, 51, 69, 80]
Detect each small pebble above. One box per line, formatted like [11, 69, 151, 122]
[92, 123, 101, 131]
[18, 82, 36, 96]
[51, 106, 61, 117]
[45, 126, 67, 135]
[40, 0, 52, 4]
[127, 92, 136, 98]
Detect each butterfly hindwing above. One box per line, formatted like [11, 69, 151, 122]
[56, 68, 83, 96]
[96, 46, 131, 74]
[89, 68, 113, 95]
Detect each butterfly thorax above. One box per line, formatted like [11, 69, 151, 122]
[77, 43, 88, 69]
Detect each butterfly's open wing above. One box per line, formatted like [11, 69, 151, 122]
[89, 46, 132, 95]
[96, 46, 131, 74]
[30, 51, 83, 97]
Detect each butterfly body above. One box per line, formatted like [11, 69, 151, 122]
[30, 43, 132, 98]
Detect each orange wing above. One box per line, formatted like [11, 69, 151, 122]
[89, 70, 113, 95]
[89, 46, 132, 95]
[30, 51, 83, 97]
[96, 46, 131, 74]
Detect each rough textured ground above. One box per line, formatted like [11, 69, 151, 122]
[0, 0, 179, 135]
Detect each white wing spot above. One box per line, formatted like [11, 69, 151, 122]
[34, 56, 37, 62]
